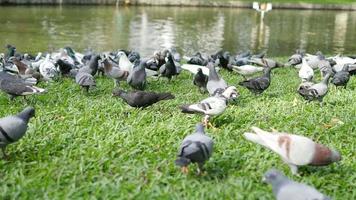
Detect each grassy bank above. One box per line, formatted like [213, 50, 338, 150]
[0, 58, 355, 199]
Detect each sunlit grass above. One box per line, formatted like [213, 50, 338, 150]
[0, 57, 355, 199]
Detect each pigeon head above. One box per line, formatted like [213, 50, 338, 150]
[17, 107, 35, 123]
[263, 169, 286, 185]
[195, 123, 205, 134]
[116, 51, 127, 59]
[197, 68, 203, 74]
[221, 86, 239, 100]
[112, 89, 126, 97]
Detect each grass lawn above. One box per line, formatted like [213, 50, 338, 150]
[0, 57, 355, 199]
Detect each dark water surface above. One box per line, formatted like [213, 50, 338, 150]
[1, 6, 356, 57]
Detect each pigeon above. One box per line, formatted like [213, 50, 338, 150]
[231, 65, 264, 79]
[238, 67, 272, 94]
[249, 58, 283, 68]
[244, 127, 341, 175]
[128, 51, 140, 63]
[112, 89, 175, 108]
[0, 78, 46, 100]
[78, 54, 101, 76]
[75, 72, 96, 92]
[159, 52, 179, 81]
[169, 47, 181, 62]
[102, 56, 129, 87]
[206, 62, 227, 96]
[186, 52, 208, 66]
[181, 64, 210, 76]
[297, 81, 314, 94]
[263, 169, 331, 200]
[56, 59, 75, 76]
[180, 86, 238, 127]
[117, 51, 134, 72]
[306, 52, 332, 78]
[193, 68, 208, 93]
[0, 107, 35, 159]
[287, 49, 304, 66]
[298, 73, 332, 102]
[39, 54, 58, 80]
[5, 44, 16, 61]
[231, 51, 251, 66]
[298, 58, 314, 82]
[8, 57, 34, 75]
[175, 123, 214, 174]
[127, 60, 147, 90]
[214, 50, 232, 71]
[331, 64, 350, 88]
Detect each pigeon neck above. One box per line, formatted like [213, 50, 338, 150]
[208, 65, 219, 80]
[17, 111, 32, 124]
[103, 59, 112, 71]
[322, 74, 332, 84]
[264, 68, 272, 78]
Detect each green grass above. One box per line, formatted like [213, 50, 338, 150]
[0, 58, 355, 199]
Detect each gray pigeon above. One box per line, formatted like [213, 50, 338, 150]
[78, 54, 101, 76]
[0, 107, 35, 158]
[298, 73, 332, 102]
[331, 64, 350, 88]
[0, 77, 46, 100]
[75, 72, 96, 92]
[287, 49, 304, 66]
[193, 68, 208, 93]
[112, 89, 175, 108]
[175, 123, 214, 174]
[127, 60, 147, 90]
[238, 67, 272, 94]
[206, 62, 227, 96]
[263, 169, 331, 200]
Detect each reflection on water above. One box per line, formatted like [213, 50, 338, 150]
[0, 6, 356, 57]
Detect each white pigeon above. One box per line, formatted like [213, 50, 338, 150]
[298, 58, 314, 81]
[181, 64, 210, 76]
[244, 127, 341, 175]
[39, 54, 58, 80]
[231, 65, 264, 79]
[117, 51, 134, 72]
[180, 86, 238, 127]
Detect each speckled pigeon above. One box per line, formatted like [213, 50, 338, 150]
[263, 169, 331, 200]
[112, 89, 174, 108]
[0, 107, 35, 159]
[175, 123, 214, 174]
[298, 73, 332, 102]
[180, 86, 238, 127]
[244, 127, 341, 175]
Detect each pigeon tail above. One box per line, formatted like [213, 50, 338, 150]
[157, 93, 175, 101]
[180, 105, 197, 114]
[243, 132, 267, 147]
[175, 157, 191, 167]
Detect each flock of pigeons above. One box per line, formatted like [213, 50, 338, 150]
[1, 44, 355, 200]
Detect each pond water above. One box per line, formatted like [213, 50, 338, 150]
[1, 6, 356, 57]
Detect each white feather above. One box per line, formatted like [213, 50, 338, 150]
[298, 58, 314, 81]
[181, 64, 210, 76]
